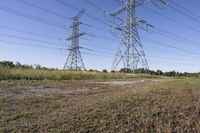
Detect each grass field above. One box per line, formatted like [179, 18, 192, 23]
[1, 77, 200, 132]
[0, 67, 158, 81]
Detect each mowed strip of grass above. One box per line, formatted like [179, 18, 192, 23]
[1, 78, 200, 132]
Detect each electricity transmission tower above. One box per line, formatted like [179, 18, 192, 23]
[64, 9, 87, 71]
[107, 0, 167, 72]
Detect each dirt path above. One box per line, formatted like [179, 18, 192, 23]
[95, 79, 168, 85]
[0, 78, 169, 100]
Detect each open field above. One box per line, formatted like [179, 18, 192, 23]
[1, 77, 200, 132]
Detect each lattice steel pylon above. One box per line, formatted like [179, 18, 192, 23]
[107, 0, 167, 72]
[64, 9, 86, 71]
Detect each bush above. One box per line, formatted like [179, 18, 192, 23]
[102, 69, 108, 73]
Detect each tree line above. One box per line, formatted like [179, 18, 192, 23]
[0, 61, 199, 77]
[0, 61, 55, 70]
[119, 68, 200, 77]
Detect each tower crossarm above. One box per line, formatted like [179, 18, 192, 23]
[109, 5, 126, 17]
[135, 17, 154, 29]
[151, 0, 167, 5]
[66, 32, 86, 41]
[72, 9, 85, 20]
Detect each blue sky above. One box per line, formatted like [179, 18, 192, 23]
[0, 0, 200, 72]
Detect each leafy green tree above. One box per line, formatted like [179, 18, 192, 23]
[102, 69, 108, 73]
[156, 70, 163, 76]
[119, 68, 133, 73]
[0, 61, 15, 68]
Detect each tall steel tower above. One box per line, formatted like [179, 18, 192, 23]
[108, 0, 167, 72]
[64, 9, 86, 71]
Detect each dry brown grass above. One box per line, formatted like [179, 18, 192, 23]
[0, 67, 157, 81]
[0, 78, 200, 132]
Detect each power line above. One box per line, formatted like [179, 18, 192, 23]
[1, 38, 199, 64]
[0, 33, 61, 46]
[83, 34, 200, 57]
[53, 0, 110, 32]
[155, 27, 200, 49]
[17, 0, 109, 33]
[82, 0, 127, 33]
[84, 0, 103, 12]
[56, 0, 200, 56]
[54, 0, 108, 25]
[0, 5, 65, 28]
[87, 33, 200, 58]
[141, 36, 200, 55]
[145, 46, 200, 57]
[83, 34, 200, 56]
[73, 23, 200, 57]
[1, 38, 200, 66]
[0, 39, 64, 51]
[90, 23, 200, 52]
[170, 1, 200, 21]
[82, 37, 200, 58]
[87, 49, 200, 64]
[85, 23, 200, 57]
[20, 0, 108, 31]
[149, 58, 200, 66]
[88, 52, 200, 67]
[81, 42, 115, 52]
[113, 0, 123, 6]
[16, 0, 108, 32]
[142, 6, 200, 33]
[1, 0, 200, 63]
[0, 25, 62, 40]
[0, 27, 184, 58]
[169, 4, 200, 24]
[78, 10, 200, 52]
[0, 38, 114, 58]
[75, 9, 200, 55]
[16, 0, 70, 20]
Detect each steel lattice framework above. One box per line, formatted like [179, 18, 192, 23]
[64, 9, 86, 71]
[108, 0, 167, 72]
